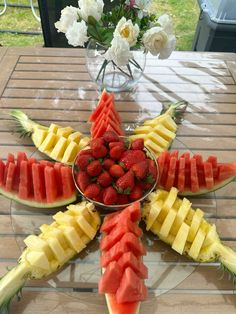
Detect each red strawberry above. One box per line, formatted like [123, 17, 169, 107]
[132, 160, 148, 180]
[117, 194, 129, 205]
[116, 170, 135, 194]
[109, 141, 125, 150]
[87, 160, 102, 177]
[97, 171, 113, 187]
[103, 186, 118, 205]
[130, 185, 143, 201]
[103, 131, 120, 143]
[92, 145, 108, 159]
[131, 138, 144, 150]
[76, 171, 91, 192]
[109, 164, 125, 178]
[103, 158, 115, 170]
[79, 149, 93, 156]
[94, 188, 104, 203]
[119, 150, 146, 170]
[76, 154, 94, 170]
[146, 159, 158, 183]
[137, 181, 153, 191]
[84, 183, 100, 199]
[90, 138, 104, 149]
[110, 145, 125, 160]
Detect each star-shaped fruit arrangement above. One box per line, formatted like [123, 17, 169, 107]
[0, 90, 236, 314]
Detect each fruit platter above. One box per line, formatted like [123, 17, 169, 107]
[1, 87, 236, 314]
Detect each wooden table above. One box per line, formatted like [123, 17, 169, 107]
[0, 47, 236, 314]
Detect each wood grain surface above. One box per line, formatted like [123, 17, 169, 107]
[0, 47, 236, 313]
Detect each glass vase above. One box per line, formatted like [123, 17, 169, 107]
[86, 39, 146, 92]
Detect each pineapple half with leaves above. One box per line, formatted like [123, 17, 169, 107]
[0, 201, 100, 312]
[130, 102, 187, 156]
[143, 187, 236, 275]
[10, 110, 90, 165]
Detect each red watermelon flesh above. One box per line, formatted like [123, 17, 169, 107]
[0, 153, 76, 208]
[158, 150, 236, 195]
[118, 252, 148, 279]
[116, 267, 148, 304]
[88, 89, 110, 122]
[99, 261, 123, 294]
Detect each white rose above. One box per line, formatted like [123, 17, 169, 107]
[134, 0, 152, 10]
[65, 20, 89, 47]
[142, 27, 168, 56]
[55, 6, 79, 33]
[114, 17, 139, 47]
[158, 34, 176, 59]
[158, 14, 174, 34]
[78, 0, 104, 22]
[105, 36, 133, 67]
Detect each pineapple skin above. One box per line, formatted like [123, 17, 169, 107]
[142, 188, 221, 263]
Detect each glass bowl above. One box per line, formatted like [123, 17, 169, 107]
[72, 140, 159, 211]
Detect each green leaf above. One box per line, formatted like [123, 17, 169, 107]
[145, 174, 154, 184]
[87, 16, 97, 26]
[123, 188, 131, 195]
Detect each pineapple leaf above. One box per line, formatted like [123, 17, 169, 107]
[219, 262, 236, 285]
[160, 101, 188, 123]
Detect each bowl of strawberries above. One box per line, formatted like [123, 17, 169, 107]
[72, 131, 159, 210]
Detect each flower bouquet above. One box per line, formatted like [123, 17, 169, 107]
[55, 0, 176, 91]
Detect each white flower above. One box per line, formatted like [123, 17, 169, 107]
[78, 0, 104, 22]
[134, 0, 152, 10]
[142, 25, 176, 58]
[65, 20, 88, 47]
[105, 36, 132, 67]
[55, 6, 79, 34]
[158, 14, 174, 34]
[114, 17, 139, 47]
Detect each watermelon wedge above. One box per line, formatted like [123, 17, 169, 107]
[88, 90, 124, 139]
[157, 150, 236, 195]
[99, 203, 147, 314]
[0, 152, 77, 208]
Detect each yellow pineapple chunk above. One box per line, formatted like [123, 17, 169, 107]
[26, 251, 50, 271]
[61, 141, 79, 164]
[202, 224, 218, 248]
[76, 216, 96, 240]
[159, 208, 177, 238]
[144, 139, 163, 155]
[146, 200, 163, 231]
[42, 227, 68, 250]
[187, 208, 204, 242]
[159, 115, 177, 132]
[134, 125, 152, 135]
[32, 129, 48, 147]
[172, 223, 190, 254]
[48, 123, 60, 133]
[129, 134, 146, 141]
[154, 124, 176, 141]
[78, 137, 90, 150]
[57, 126, 74, 138]
[188, 227, 206, 260]
[24, 235, 54, 261]
[60, 225, 86, 252]
[46, 237, 67, 264]
[68, 131, 82, 144]
[171, 198, 191, 235]
[50, 137, 68, 160]
[158, 187, 178, 222]
[147, 132, 169, 149]
[39, 132, 57, 151]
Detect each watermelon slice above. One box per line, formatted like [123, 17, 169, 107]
[157, 150, 236, 195]
[88, 90, 124, 139]
[0, 152, 77, 208]
[99, 202, 147, 314]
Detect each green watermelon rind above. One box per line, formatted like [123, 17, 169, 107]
[0, 187, 77, 208]
[178, 176, 236, 197]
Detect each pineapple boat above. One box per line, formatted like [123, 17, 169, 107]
[130, 101, 186, 156]
[10, 110, 90, 165]
[143, 187, 236, 274]
[0, 201, 100, 313]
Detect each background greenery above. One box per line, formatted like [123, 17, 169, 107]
[0, 0, 199, 50]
